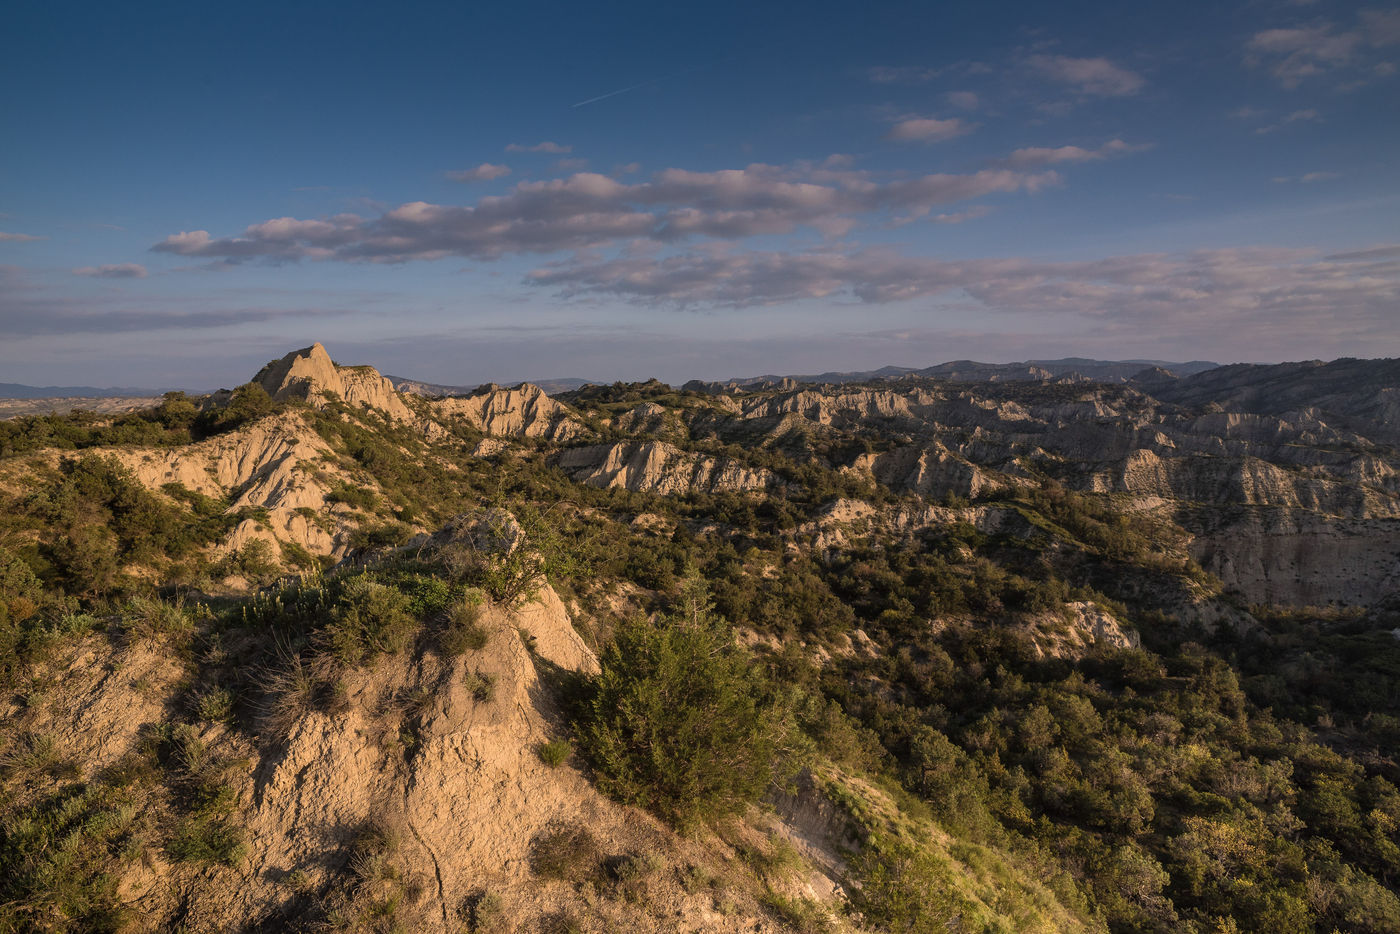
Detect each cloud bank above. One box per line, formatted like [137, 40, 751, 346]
[151, 162, 1060, 263]
[525, 243, 1400, 344]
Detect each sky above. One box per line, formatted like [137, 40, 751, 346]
[2, 0, 1398, 389]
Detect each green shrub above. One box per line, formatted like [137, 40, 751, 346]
[576, 575, 796, 826]
[327, 576, 418, 664]
[0, 782, 142, 931]
[466, 890, 506, 932]
[197, 382, 275, 435]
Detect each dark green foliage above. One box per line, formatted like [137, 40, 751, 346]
[216, 538, 281, 586]
[152, 724, 247, 866]
[325, 480, 377, 511]
[196, 382, 276, 435]
[576, 576, 796, 826]
[27, 455, 235, 595]
[851, 836, 992, 933]
[439, 593, 489, 655]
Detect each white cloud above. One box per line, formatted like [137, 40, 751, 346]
[866, 65, 940, 84]
[1026, 55, 1144, 96]
[505, 141, 572, 153]
[1271, 171, 1340, 183]
[887, 116, 975, 142]
[73, 263, 148, 279]
[1246, 11, 1400, 87]
[0, 232, 44, 242]
[998, 138, 1151, 168]
[446, 163, 511, 182]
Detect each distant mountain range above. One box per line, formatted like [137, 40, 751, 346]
[0, 359, 1223, 402]
[712, 358, 1221, 388]
[0, 381, 169, 400]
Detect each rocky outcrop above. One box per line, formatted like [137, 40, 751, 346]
[30, 586, 831, 932]
[251, 342, 415, 422]
[431, 383, 585, 442]
[738, 387, 935, 428]
[849, 444, 994, 500]
[557, 442, 774, 494]
[613, 402, 686, 440]
[1064, 601, 1139, 650]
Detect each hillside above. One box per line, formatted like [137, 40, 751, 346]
[1, 344, 1398, 933]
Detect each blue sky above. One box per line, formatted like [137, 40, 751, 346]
[2, 0, 1397, 388]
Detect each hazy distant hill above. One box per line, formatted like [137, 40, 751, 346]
[0, 381, 166, 399]
[720, 357, 1220, 387]
[386, 374, 597, 396]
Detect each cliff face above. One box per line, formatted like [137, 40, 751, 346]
[557, 441, 774, 494]
[106, 412, 356, 562]
[430, 383, 585, 442]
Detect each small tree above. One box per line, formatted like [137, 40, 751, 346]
[438, 505, 582, 607]
[576, 572, 794, 827]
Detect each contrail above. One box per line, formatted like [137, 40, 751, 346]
[571, 62, 711, 108]
[572, 80, 657, 108]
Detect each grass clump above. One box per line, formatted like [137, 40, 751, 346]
[119, 595, 194, 643]
[0, 782, 144, 932]
[439, 591, 488, 656]
[465, 889, 506, 932]
[529, 823, 602, 883]
[463, 670, 495, 702]
[157, 724, 247, 867]
[537, 738, 571, 767]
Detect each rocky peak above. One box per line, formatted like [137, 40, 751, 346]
[252, 343, 413, 421]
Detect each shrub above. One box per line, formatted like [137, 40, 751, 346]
[197, 382, 275, 435]
[219, 538, 281, 585]
[576, 574, 796, 826]
[195, 687, 235, 723]
[327, 576, 417, 664]
[466, 889, 506, 932]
